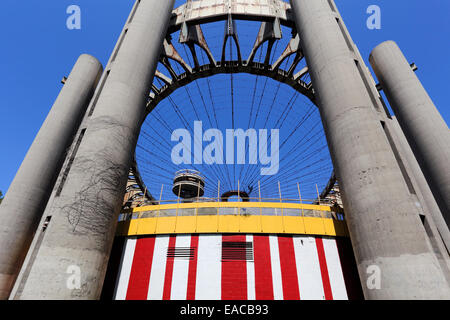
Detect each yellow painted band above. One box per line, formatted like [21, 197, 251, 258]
[116, 215, 349, 238]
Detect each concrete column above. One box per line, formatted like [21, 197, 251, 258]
[290, 0, 450, 299]
[388, 116, 450, 254]
[0, 55, 102, 300]
[386, 117, 450, 283]
[13, 0, 175, 300]
[370, 41, 450, 225]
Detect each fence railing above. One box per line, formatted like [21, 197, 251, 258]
[124, 196, 341, 208]
[119, 200, 345, 223]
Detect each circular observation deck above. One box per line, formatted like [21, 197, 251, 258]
[172, 169, 205, 199]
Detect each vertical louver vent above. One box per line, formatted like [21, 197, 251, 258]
[222, 241, 253, 262]
[167, 247, 195, 260]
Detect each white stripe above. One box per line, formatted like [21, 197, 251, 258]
[269, 235, 283, 300]
[322, 238, 348, 300]
[170, 235, 191, 300]
[147, 235, 170, 300]
[113, 238, 137, 300]
[246, 234, 255, 300]
[292, 236, 325, 300]
[195, 234, 222, 300]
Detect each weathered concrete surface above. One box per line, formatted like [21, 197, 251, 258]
[387, 116, 450, 261]
[290, 0, 450, 299]
[370, 41, 450, 226]
[0, 54, 102, 300]
[14, 0, 176, 299]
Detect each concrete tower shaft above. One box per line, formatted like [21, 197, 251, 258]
[0, 54, 103, 300]
[12, 0, 176, 299]
[370, 41, 450, 225]
[289, 0, 450, 299]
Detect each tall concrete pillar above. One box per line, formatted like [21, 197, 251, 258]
[388, 116, 450, 253]
[0, 55, 102, 300]
[12, 0, 175, 299]
[290, 0, 450, 299]
[385, 117, 450, 283]
[370, 41, 450, 225]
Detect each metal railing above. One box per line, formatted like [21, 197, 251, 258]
[119, 199, 345, 223]
[126, 196, 341, 207]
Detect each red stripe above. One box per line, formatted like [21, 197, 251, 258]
[254, 235, 274, 300]
[277, 236, 300, 300]
[278, 236, 300, 300]
[126, 237, 156, 300]
[162, 235, 177, 300]
[186, 235, 199, 300]
[221, 234, 247, 300]
[316, 237, 333, 300]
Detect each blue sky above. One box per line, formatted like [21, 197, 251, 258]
[0, 0, 449, 197]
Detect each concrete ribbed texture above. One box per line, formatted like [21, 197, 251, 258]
[370, 41, 450, 227]
[0, 54, 103, 300]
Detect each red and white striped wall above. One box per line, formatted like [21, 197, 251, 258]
[112, 234, 363, 300]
